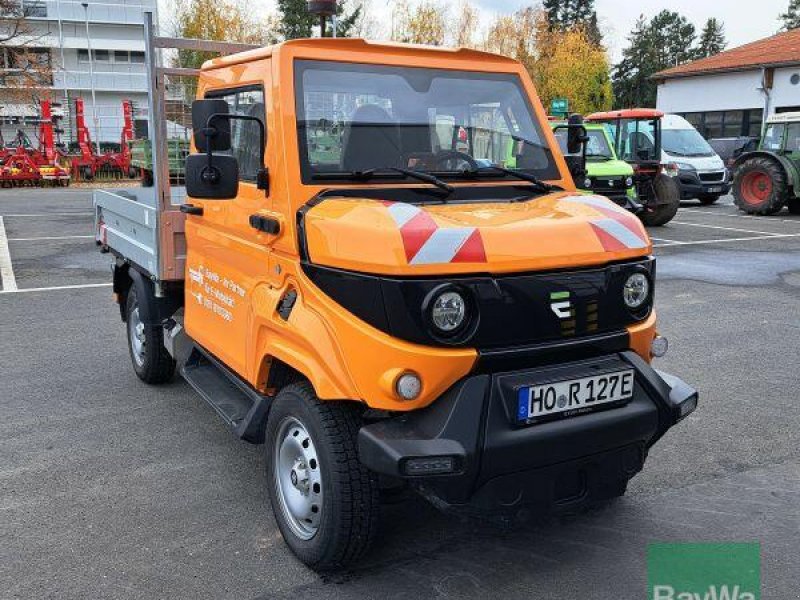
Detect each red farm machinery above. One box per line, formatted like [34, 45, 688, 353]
[70, 97, 137, 181]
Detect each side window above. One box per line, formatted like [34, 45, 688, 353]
[206, 87, 266, 182]
[762, 124, 785, 151]
[786, 123, 800, 152]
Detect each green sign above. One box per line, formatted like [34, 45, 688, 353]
[550, 98, 569, 116]
[648, 543, 760, 600]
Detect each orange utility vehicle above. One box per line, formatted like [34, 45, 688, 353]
[95, 24, 698, 570]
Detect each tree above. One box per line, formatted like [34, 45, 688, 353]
[392, 1, 447, 46]
[612, 11, 698, 108]
[173, 0, 275, 70]
[0, 0, 33, 44]
[0, 1, 54, 109]
[277, 0, 362, 40]
[696, 18, 726, 58]
[780, 0, 800, 29]
[451, 1, 478, 48]
[532, 14, 612, 113]
[612, 16, 655, 108]
[543, 0, 602, 46]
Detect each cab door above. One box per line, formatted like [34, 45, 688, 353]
[184, 77, 276, 380]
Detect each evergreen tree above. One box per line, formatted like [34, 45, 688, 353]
[612, 16, 653, 108]
[543, 0, 602, 46]
[612, 11, 698, 108]
[696, 18, 727, 58]
[277, 0, 361, 40]
[780, 0, 800, 29]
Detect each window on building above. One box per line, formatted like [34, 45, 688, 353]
[683, 113, 702, 129]
[93, 50, 110, 62]
[130, 52, 145, 64]
[746, 110, 763, 137]
[205, 86, 266, 182]
[722, 111, 743, 137]
[78, 49, 90, 63]
[704, 112, 723, 138]
[114, 51, 130, 63]
[22, 0, 47, 18]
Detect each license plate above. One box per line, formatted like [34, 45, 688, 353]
[707, 186, 722, 193]
[517, 370, 634, 423]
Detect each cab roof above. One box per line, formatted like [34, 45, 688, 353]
[766, 111, 800, 124]
[586, 109, 665, 121]
[202, 38, 519, 71]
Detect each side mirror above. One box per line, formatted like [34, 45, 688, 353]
[567, 114, 588, 155]
[186, 153, 239, 199]
[192, 99, 231, 153]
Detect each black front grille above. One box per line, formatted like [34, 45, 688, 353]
[590, 177, 626, 193]
[305, 258, 655, 350]
[699, 171, 725, 183]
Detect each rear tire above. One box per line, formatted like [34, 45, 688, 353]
[639, 174, 680, 226]
[787, 197, 800, 215]
[125, 287, 175, 384]
[733, 157, 787, 215]
[698, 193, 721, 205]
[265, 382, 379, 571]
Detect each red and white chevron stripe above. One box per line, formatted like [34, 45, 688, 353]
[566, 196, 649, 251]
[384, 202, 487, 265]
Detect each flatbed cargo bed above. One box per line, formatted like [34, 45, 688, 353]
[94, 187, 187, 280]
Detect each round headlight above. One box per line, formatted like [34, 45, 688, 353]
[430, 290, 467, 333]
[625, 176, 634, 187]
[623, 273, 650, 310]
[583, 177, 592, 188]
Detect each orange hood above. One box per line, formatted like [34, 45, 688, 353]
[302, 192, 652, 276]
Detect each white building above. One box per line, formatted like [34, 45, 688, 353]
[0, 0, 158, 145]
[654, 28, 800, 139]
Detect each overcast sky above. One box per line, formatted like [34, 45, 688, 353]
[172, 0, 789, 63]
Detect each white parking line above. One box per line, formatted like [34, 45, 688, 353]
[680, 208, 800, 225]
[0, 282, 111, 295]
[653, 233, 800, 248]
[0, 212, 94, 218]
[669, 221, 783, 236]
[7, 235, 94, 242]
[0, 216, 18, 291]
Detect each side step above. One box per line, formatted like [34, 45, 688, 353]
[180, 346, 270, 444]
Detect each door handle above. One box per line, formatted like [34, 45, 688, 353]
[180, 204, 204, 216]
[249, 214, 280, 235]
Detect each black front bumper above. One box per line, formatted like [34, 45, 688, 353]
[359, 351, 697, 514]
[676, 170, 731, 199]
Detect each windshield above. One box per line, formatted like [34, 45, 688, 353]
[295, 60, 558, 183]
[554, 128, 613, 160]
[663, 128, 714, 157]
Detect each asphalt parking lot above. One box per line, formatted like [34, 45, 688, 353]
[1, 189, 799, 599]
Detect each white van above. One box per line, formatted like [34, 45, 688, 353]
[661, 114, 730, 205]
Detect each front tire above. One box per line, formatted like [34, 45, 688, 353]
[733, 157, 788, 215]
[125, 287, 175, 384]
[266, 382, 379, 570]
[639, 174, 680, 226]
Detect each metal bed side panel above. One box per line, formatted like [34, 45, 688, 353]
[94, 189, 159, 277]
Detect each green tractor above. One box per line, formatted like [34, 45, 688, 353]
[550, 120, 640, 210]
[732, 112, 800, 215]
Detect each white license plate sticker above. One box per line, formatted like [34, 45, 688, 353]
[707, 186, 722, 193]
[517, 370, 635, 423]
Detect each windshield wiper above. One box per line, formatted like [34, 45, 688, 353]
[463, 165, 562, 193]
[351, 167, 454, 196]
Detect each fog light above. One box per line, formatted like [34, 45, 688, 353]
[651, 335, 669, 358]
[583, 177, 592, 188]
[678, 394, 698, 420]
[403, 456, 456, 476]
[625, 176, 634, 187]
[395, 372, 422, 401]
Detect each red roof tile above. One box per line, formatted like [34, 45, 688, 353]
[654, 28, 800, 80]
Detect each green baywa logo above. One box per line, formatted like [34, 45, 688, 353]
[653, 585, 756, 600]
[648, 543, 760, 600]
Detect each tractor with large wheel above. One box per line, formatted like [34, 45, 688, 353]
[586, 109, 681, 226]
[732, 112, 800, 215]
